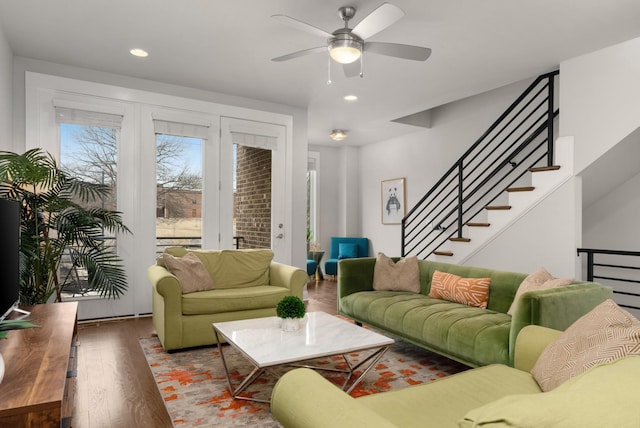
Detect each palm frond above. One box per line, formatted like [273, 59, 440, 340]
[1, 148, 131, 304]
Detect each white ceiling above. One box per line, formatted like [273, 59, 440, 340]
[1, 0, 640, 147]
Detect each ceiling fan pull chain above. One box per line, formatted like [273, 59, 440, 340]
[360, 53, 364, 78]
[327, 54, 332, 85]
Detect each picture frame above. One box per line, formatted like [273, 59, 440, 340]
[381, 177, 406, 224]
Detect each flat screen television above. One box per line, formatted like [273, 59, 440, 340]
[0, 198, 20, 321]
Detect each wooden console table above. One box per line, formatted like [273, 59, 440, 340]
[0, 302, 78, 427]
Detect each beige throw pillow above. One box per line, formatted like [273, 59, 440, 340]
[429, 270, 491, 309]
[372, 253, 421, 293]
[507, 267, 573, 315]
[531, 299, 640, 391]
[163, 252, 215, 294]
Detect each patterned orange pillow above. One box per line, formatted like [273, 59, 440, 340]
[429, 270, 491, 309]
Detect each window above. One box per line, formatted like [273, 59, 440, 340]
[231, 132, 277, 250]
[153, 120, 207, 254]
[307, 152, 320, 249]
[57, 107, 123, 298]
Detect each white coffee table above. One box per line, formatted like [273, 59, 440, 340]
[212, 311, 394, 403]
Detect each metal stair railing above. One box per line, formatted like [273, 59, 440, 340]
[402, 71, 559, 259]
[577, 248, 640, 312]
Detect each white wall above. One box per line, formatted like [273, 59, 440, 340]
[358, 78, 531, 257]
[560, 36, 640, 282]
[560, 37, 640, 174]
[338, 145, 361, 237]
[12, 57, 309, 269]
[0, 21, 12, 149]
[583, 171, 640, 252]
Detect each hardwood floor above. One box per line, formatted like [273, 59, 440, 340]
[72, 278, 337, 428]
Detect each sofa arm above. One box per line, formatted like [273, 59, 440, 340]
[337, 257, 377, 299]
[269, 262, 308, 299]
[508, 282, 612, 362]
[148, 264, 183, 303]
[271, 368, 396, 428]
[513, 325, 562, 372]
[147, 264, 184, 350]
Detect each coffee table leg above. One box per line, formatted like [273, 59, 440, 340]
[214, 327, 269, 402]
[343, 345, 391, 394]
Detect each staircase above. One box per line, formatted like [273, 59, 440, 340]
[402, 71, 566, 262]
[432, 137, 573, 263]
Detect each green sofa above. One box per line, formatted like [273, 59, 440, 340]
[271, 325, 640, 427]
[147, 247, 308, 351]
[337, 258, 612, 367]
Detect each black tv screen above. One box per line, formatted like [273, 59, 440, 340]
[0, 199, 20, 320]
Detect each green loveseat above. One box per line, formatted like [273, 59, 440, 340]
[271, 325, 640, 427]
[338, 258, 612, 367]
[147, 247, 308, 351]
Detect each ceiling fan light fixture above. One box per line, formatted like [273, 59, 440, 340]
[329, 129, 348, 141]
[328, 37, 362, 64]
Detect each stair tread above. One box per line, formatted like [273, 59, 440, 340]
[529, 165, 561, 172]
[466, 222, 491, 227]
[433, 250, 454, 256]
[485, 205, 512, 210]
[449, 237, 471, 242]
[506, 186, 535, 192]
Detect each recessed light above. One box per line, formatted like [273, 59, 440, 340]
[344, 94, 358, 101]
[329, 130, 348, 141]
[130, 48, 149, 58]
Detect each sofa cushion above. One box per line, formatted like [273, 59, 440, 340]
[507, 267, 572, 315]
[531, 299, 640, 391]
[163, 247, 273, 289]
[338, 243, 358, 259]
[358, 364, 541, 428]
[163, 252, 215, 294]
[460, 356, 640, 428]
[372, 253, 420, 293]
[429, 270, 491, 309]
[182, 285, 290, 315]
[340, 291, 512, 367]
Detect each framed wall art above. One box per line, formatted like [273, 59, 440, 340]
[381, 177, 405, 224]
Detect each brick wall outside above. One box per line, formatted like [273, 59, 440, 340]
[234, 145, 271, 249]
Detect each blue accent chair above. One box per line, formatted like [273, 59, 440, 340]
[324, 237, 369, 279]
[306, 259, 317, 276]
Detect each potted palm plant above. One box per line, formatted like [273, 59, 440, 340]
[276, 295, 306, 331]
[0, 149, 131, 305]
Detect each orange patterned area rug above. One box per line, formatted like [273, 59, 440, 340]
[140, 335, 468, 427]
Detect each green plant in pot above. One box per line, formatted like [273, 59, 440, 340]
[0, 149, 131, 305]
[276, 295, 306, 332]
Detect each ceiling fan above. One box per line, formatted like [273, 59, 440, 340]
[271, 3, 431, 78]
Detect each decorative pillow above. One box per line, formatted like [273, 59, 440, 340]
[372, 252, 421, 293]
[507, 267, 573, 315]
[460, 356, 640, 428]
[531, 299, 640, 392]
[338, 243, 358, 259]
[428, 270, 491, 309]
[163, 252, 215, 294]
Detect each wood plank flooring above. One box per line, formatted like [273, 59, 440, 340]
[72, 278, 337, 428]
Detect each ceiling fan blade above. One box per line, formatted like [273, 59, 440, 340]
[351, 3, 404, 40]
[271, 46, 327, 62]
[365, 42, 432, 61]
[342, 62, 361, 78]
[271, 14, 333, 39]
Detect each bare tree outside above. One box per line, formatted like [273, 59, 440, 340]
[61, 125, 202, 217]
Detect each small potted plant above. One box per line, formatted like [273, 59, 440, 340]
[276, 295, 306, 332]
